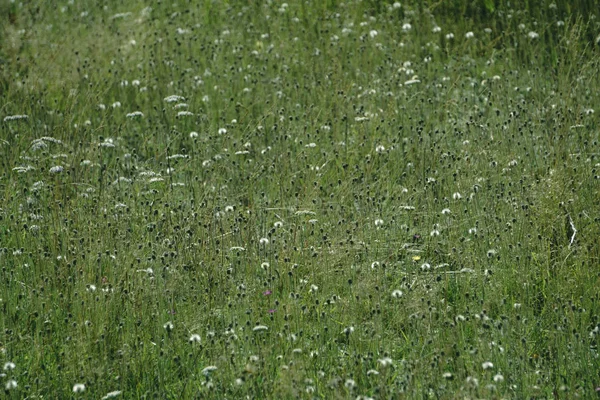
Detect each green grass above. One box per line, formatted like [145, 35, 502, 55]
[1, 0, 599, 398]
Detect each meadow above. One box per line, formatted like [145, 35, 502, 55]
[1, 0, 599, 398]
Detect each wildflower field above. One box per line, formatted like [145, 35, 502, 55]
[1, 0, 599, 398]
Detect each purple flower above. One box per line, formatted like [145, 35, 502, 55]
[268, 309, 276, 314]
[263, 290, 272, 296]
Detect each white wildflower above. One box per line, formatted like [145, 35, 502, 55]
[201, 366, 218, 375]
[101, 391, 123, 400]
[73, 383, 86, 393]
[482, 361, 494, 370]
[3, 362, 15, 370]
[253, 325, 268, 332]
[164, 95, 185, 103]
[3, 114, 29, 122]
[378, 357, 393, 367]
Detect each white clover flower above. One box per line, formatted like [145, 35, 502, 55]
[528, 31, 539, 39]
[445, 33, 454, 40]
[73, 383, 86, 393]
[369, 30, 378, 38]
[392, 2, 401, 9]
[465, 31, 474, 39]
[111, 101, 121, 108]
[374, 218, 384, 227]
[49, 165, 64, 173]
[6, 380, 17, 390]
[309, 284, 319, 293]
[391, 289, 403, 298]
[493, 374, 504, 382]
[259, 237, 269, 245]
[402, 23, 412, 31]
[177, 111, 194, 117]
[432, 26, 442, 33]
[189, 131, 199, 139]
[163, 321, 174, 331]
[441, 208, 451, 215]
[367, 369, 379, 376]
[273, 221, 283, 228]
[442, 372, 453, 380]
[482, 361, 494, 370]
[375, 144, 386, 153]
[218, 127, 227, 135]
[371, 261, 380, 269]
[420, 263, 431, 271]
[343, 326, 355, 335]
[344, 379, 356, 389]
[453, 192, 462, 200]
[430, 229, 440, 237]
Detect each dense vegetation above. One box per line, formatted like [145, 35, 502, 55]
[1, 0, 599, 398]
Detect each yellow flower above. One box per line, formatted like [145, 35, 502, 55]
[412, 255, 421, 262]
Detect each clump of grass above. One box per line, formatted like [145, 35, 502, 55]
[0, 1, 599, 398]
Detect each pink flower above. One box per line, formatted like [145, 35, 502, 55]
[263, 290, 272, 296]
